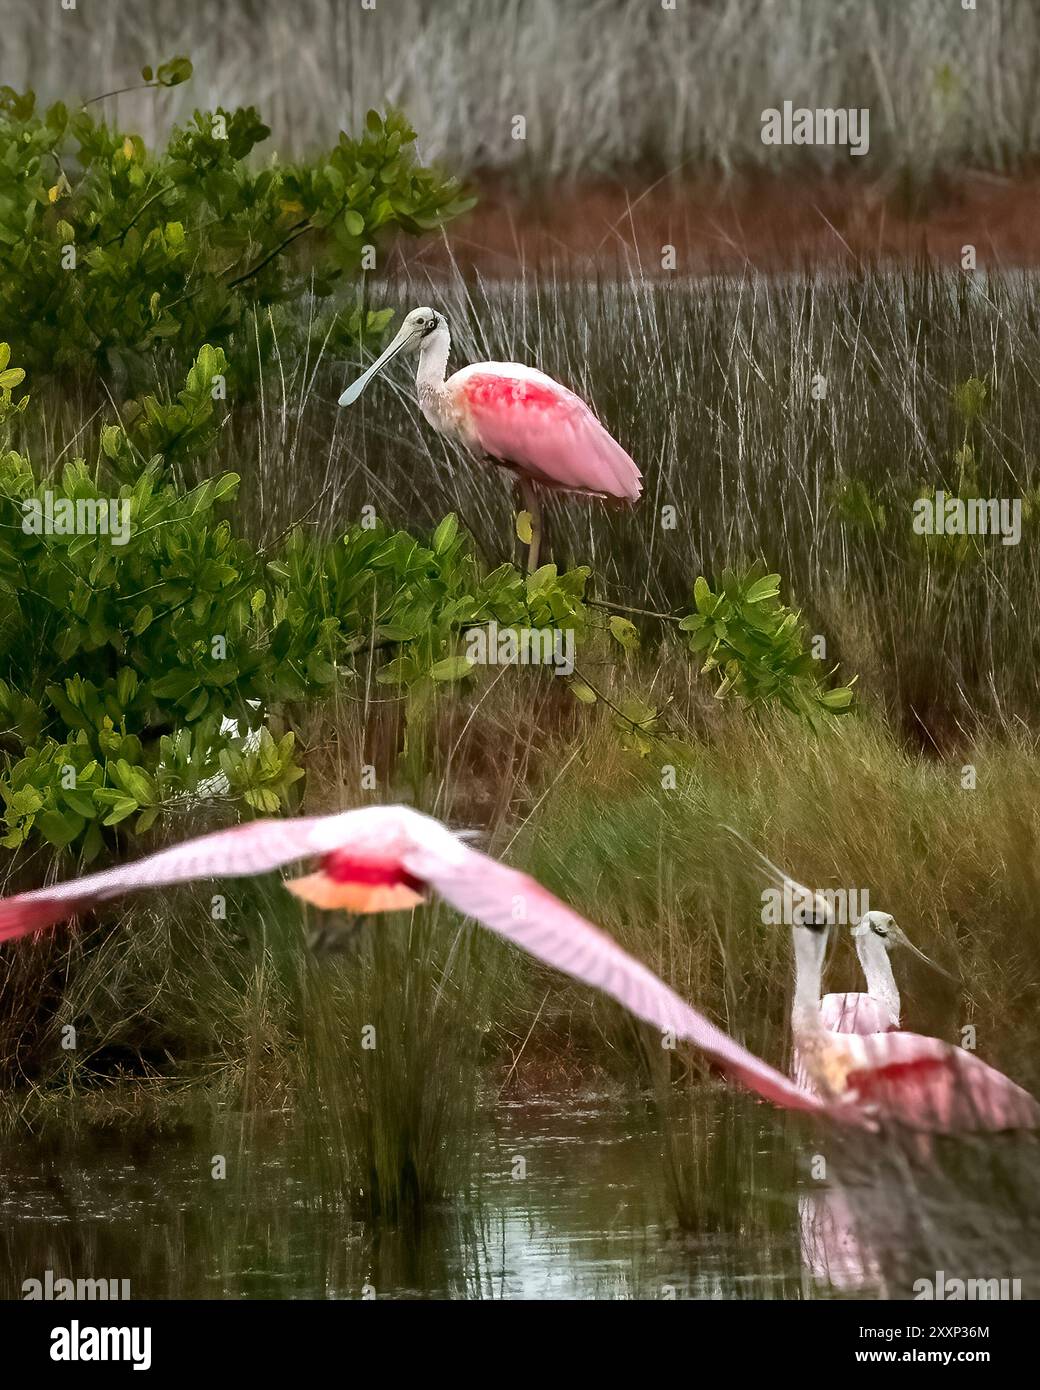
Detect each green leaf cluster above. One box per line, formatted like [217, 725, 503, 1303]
[0, 346, 315, 855]
[679, 565, 856, 720]
[0, 342, 27, 428]
[0, 65, 473, 391]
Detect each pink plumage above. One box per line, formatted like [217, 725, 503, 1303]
[338, 308, 641, 570]
[819, 991, 895, 1035]
[452, 366, 642, 500]
[0, 806, 823, 1119]
[793, 991, 895, 1091]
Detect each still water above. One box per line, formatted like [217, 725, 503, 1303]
[0, 1092, 908, 1300]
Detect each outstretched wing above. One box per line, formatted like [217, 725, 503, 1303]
[0, 804, 837, 1121]
[404, 834, 832, 1117]
[0, 816, 346, 941]
[455, 365, 642, 501]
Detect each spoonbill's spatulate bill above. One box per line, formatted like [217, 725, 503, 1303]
[338, 308, 642, 571]
[0, 806, 823, 1117]
[728, 831, 1040, 1133]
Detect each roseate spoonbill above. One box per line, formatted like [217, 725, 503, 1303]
[338, 308, 642, 571]
[0, 806, 823, 1117]
[844, 911, 957, 1030]
[727, 831, 1040, 1133]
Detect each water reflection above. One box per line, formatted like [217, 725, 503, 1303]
[5, 1094, 1029, 1299]
[798, 1189, 885, 1295]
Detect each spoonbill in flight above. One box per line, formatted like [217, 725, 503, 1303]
[338, 308, 642, 570]
[726, 830, 1040, 1133]
[0, 806, 821, 1116]
[5, 810, 1033, 1131]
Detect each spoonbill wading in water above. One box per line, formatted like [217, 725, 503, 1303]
[727, 831, 1040, 1133]
[338, 308, 642, 570]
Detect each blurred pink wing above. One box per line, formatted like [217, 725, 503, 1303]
[407, 838, 832, 1117]
[0, 806, 848, 1123]
[844, 1030, 1040, 1132]
[820, 991, 895, 1035]
[454, 365, 642, 501]
[0, 816, 344, 941]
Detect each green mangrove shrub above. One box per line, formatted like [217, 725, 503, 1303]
[680, 568, 856, 720]
[0, 59, 473, 389]
[0, 350, 303, 854]
[0, 343, 854, 860]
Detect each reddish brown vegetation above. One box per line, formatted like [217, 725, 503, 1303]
[389, 172, 1040, 277]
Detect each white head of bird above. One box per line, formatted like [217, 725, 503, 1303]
[851, 910, 951, 967]
[853, 910, 898, 946]
[338, 307, 448, 407]
[850, 908, 953, 996]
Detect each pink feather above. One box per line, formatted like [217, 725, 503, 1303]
[454, 367, 642, 500]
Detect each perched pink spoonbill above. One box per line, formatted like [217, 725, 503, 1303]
[338, 308, 642, 570]
[729, 832, 1040, 1133]
[0, 805, 824, 1117]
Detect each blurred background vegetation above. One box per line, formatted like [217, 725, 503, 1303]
[4, 0, 1040, 183]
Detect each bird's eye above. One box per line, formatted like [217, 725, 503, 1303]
[798, 910, 828, 932]
[870, 921, 888, 938]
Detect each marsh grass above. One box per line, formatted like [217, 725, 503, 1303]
[19, 263, 1040, 739]
[7, 0, 1040, 186]
[291, 902, 508, 1219]
[0, 869, 510, 1217]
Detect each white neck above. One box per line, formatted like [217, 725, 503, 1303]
[415, 325, 451, 394]
[854, 933, 900, 1026]
[791, 926, 827, 1036]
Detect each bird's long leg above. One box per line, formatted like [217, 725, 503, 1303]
[519, 477, 542, 573]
